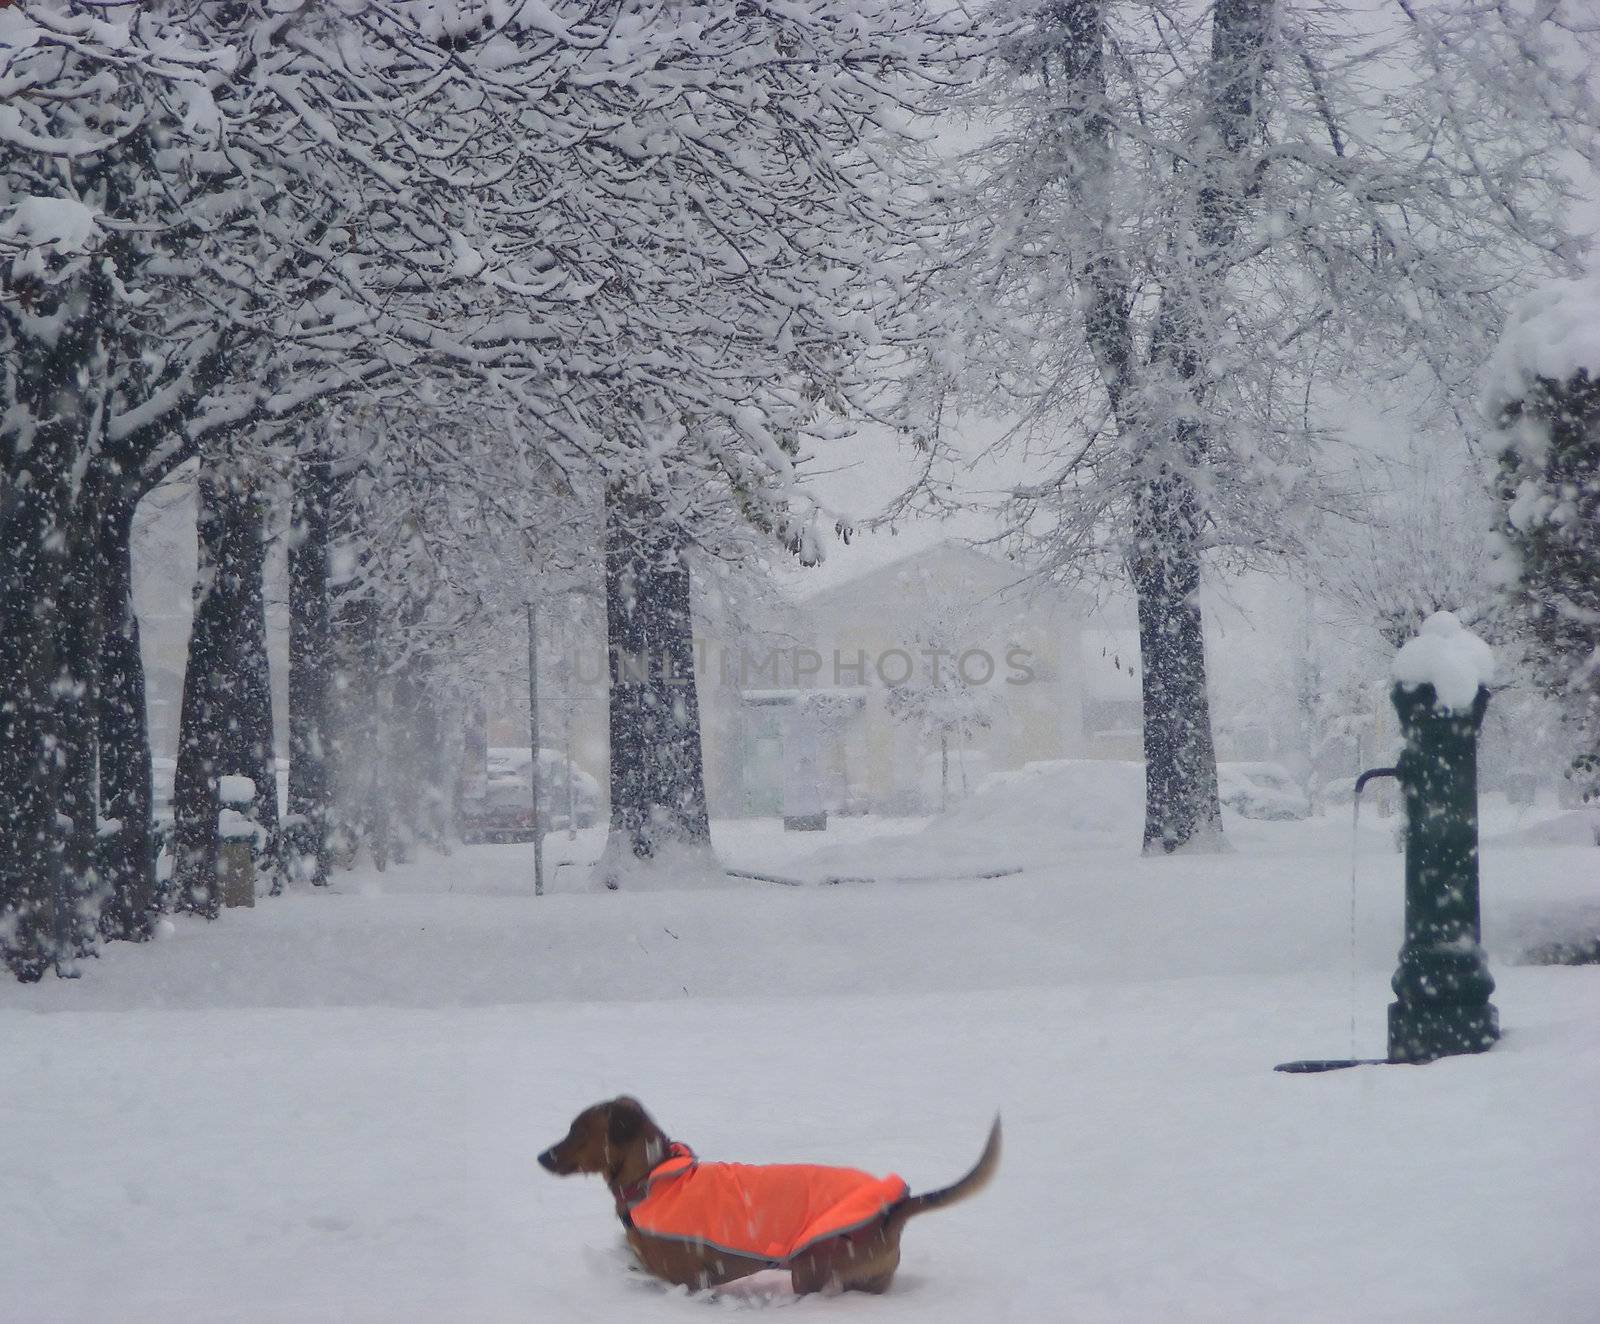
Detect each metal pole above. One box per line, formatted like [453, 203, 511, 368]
[527, 602, 544, 897]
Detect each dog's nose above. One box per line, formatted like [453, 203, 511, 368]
[537, 1148, 559, 1172]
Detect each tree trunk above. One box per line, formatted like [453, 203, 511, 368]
[0, 237, 140, 974]
[0, 286, 104, 977]
[1129, 469, 1224, 852]
[56, 478, 108, 963]
[212, 471, 279, 885]
[287, 442, 333, 886]
[602, 485, 711, 881]
[172, 455, 276, 914]
[0, 473, 73, 980]
[172, 470, 228, 917]
[96, 492, 158, 941]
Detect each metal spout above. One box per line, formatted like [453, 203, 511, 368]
[1354, 765, 1399, 795]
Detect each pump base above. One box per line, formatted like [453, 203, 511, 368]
[1387, 1000, 1499, 1065]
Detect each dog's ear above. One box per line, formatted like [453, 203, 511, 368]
[607, 1097, 647, 1147]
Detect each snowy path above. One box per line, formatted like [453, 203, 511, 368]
[3, 807, 1598, 1322]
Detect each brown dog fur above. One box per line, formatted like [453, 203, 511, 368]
[538, 1096, 1000, 1295]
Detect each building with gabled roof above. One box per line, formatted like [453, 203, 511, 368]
[698, 539, 1144, 818]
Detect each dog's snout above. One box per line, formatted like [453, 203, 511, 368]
[537, 1147, 559, 1172]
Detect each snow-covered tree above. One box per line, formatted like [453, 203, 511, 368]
[1, 5, 233, 976]
[317, 404, 597, 870]
[1311, 442, 1502, 650]
[1487, 273, 1600, 802]
[0, 2, 428, 968]
[231, 0, 981, 890]
[2, 0, 983, 970]
[925, 0, 1599, 854]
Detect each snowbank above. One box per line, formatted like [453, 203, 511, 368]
[1393, 611, 1494, 712]
[796, 758, 1146, 880]
[1482, 271, 1600, 416]
[1485, 807, 1600, 849]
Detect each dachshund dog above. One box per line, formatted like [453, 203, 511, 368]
[539, 1096, 1000, 1295]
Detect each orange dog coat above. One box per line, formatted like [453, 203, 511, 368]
[621, 1143, 908, 1263]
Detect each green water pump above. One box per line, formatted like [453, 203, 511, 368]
[1359, 678, 1499, 1064]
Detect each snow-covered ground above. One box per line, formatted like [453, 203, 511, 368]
[4, 767, 1598, 1322]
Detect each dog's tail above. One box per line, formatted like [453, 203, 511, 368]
[888, 1115, 1001, 1233]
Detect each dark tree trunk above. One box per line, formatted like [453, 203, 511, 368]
[0, 473, 73, 980]
[603, 485, 711, 880]
[172, 470, 228, 917]
[287, 442, 333, 886]
[1129, 470, 1224, 852]
[0, 275, 106, 977]
[172, 456, 276, 914]
[213, 475, 279, 881]
[96, 492, 158, 941]
[56, 478, 109, 961]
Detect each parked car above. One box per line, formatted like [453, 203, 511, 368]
[1217, 761, 1313, 821]
[461, 748, 603, 843]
